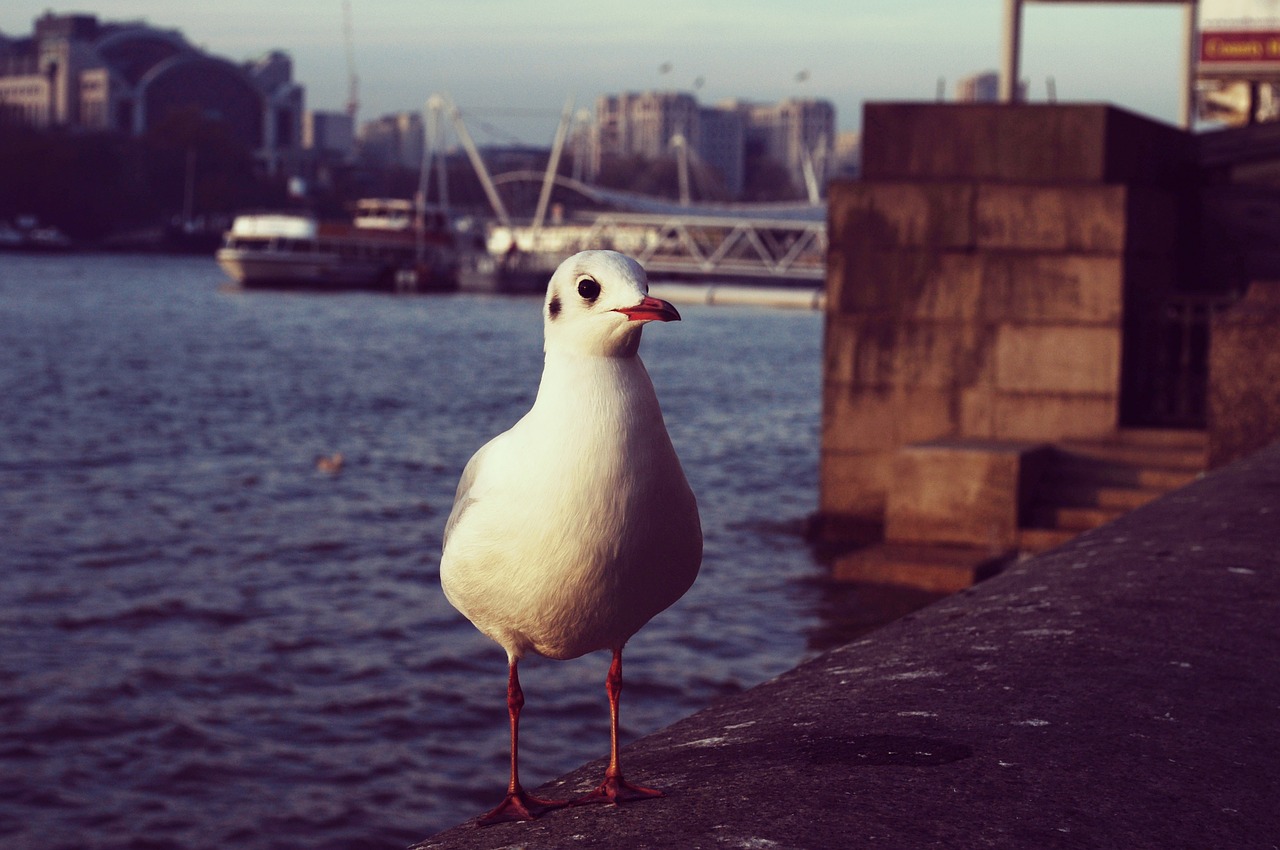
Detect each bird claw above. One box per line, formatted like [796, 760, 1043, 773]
[474, 790, 569, 826]
[573, 774, 664, 806]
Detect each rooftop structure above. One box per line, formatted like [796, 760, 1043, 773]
[956, 71, 1001, 103]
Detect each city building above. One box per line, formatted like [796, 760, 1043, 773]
[303, 110, 355, 158]
[696, 105, 745, 198]
[956, 71, 1000, 103]
[245, 51, 304, 161]
[956, 70, 1026, 104]
[0, 12, 303, 171]
[592, 90, 835, 199]
[358, 111, 424, 169]
[832, 130, 861, 178]
[594, 91, 700, 162]
[732, 97, 836, 196]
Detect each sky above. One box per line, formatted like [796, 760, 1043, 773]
[0, 1, 1194, 145]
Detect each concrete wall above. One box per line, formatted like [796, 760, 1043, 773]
[1210, 280, 1280, 466]
[821, 103, 1193, 529]
[860, 102, 1192, 185]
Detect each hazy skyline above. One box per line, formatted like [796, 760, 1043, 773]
[2, 2, 1191, 144]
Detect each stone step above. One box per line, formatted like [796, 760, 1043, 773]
[1046, 457, 1203, 491]
[1056, 439, 1208, 472]
[1014, 430, 1209, 557]
[1028, 504, 1125, 532]
[832, 543, 1012, 594]
[1031, 482, 1167, 511]
[1017, 527, 1079, 554]
[1107, 428, 1208, 449]
[1133, 467, 1204, 490]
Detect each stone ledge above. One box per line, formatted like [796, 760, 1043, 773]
[832, 542, 1009, 594]
[886, 439, 1051, 548]
[416, 440, 1280, 849]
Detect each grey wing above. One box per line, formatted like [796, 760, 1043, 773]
[442, 435, 500, 549]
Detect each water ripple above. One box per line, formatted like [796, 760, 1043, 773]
[0, 253, 899, 849]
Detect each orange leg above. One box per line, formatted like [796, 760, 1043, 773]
[476, 658, 568, 826]
[574, 647, 664, 805]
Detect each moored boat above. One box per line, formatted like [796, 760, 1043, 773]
[0, 215, 74, 252]
[215, 199, 457, 292]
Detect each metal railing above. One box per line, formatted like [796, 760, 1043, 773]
[532, 212, 828, 282]
[1126, 293, 1238, 428]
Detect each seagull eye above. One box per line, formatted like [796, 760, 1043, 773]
[577, 277, 601, 302]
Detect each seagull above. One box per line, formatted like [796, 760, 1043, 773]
[440, 250, 702, 826]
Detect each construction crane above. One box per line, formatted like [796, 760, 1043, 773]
[342, 0, 359, 123]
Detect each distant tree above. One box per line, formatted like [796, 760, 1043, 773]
[0, 121, 152, 239]
[594, 154, 649, 194]
[0, 119, 50, 221]
[741, 153, 801, 202]
[594, 150, 800, 203]
[0, 110, 290, 241]
[144, 106, 286, 216]
[632, 158, 683, 200]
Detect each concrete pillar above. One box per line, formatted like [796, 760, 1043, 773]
[1000, 0, 1023, 103]
[1181, 1, 1198, 128]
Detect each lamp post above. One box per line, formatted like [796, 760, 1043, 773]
[1000, 0, 1198, 129]
[999, 0, 1023, 103]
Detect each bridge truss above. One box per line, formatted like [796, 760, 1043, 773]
[500, 212, 827, 282]
[425, 94, 828, 283]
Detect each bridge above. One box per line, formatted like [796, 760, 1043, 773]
[488, 209, 827, 283]
[488, 170, 827, 222]
[426, 94, 828, 284]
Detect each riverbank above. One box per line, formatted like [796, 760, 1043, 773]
[416, 438, 1280, 848]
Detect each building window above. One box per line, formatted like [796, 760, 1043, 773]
[275, 107, 293, 147]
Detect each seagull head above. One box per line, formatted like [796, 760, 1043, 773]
[543, 250, 680, 358]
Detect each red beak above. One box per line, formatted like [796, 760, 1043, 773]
[615, 295, 681, 323]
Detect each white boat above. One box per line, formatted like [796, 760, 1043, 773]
[0, 215, 74, 252]
[215, 199, 457, 291]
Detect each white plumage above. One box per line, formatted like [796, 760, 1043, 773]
[440, 250, 702, 825]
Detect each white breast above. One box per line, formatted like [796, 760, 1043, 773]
[440, 352, 702, 660]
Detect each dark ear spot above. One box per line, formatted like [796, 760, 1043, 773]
[548, 294, 561, 320]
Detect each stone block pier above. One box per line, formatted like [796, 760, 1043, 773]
[415, 439, 1280, 849]
[818, 102, 1280, 592]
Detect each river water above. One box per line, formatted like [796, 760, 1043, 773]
[0, 253, 933, 849]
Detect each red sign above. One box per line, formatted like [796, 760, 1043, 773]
[1201, 30, 1280, 66]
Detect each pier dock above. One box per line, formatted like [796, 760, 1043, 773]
[415, 438, 1280, 848]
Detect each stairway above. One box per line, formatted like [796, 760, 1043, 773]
[1018, 429, 1208, 553]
